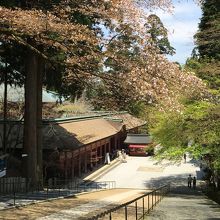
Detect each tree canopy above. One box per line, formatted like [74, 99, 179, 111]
[0, 0, 209, 186]
[0, 0, 205, 109]
[150, 0, 220, 188]
[194, 0, 220, 59]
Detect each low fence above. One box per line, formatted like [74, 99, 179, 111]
[0, 177, 26, 194]
[87, 184, 170, 220]
[0, 177, 116, 207]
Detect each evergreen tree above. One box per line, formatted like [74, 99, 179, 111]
[186, 0, 220, 96]
[194, 0, 220, 59]
[146, 14, 175, 55]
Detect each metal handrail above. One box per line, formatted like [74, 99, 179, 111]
[87, 184, 170, 220]
[0, 178, 116, 207]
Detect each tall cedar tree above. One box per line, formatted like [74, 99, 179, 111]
[194, 0, 220, 59]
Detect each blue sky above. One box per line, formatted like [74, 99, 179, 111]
[153, 0, 202, 64]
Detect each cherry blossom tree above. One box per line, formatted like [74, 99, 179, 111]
[0, 0, 206, 186]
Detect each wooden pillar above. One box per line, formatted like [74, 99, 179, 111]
[98, 144, 100, 165]
[78, 150, 81, 177]
[89, 145, 92, 170]
[81, 152, 85, 173]
[71, 151, 74, 179]
[95, 143, 98, 167]
[104, 143, 107, 156]
[107, 143, 110, 153]
[84, 152, 87, 173]
[101, 145, 104, 163]
[100, 145, 103, 163]
[114, 138, 117, 151]
[64, 151, 68, 180]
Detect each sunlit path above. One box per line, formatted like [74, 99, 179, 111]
[97, 156, 202, 189]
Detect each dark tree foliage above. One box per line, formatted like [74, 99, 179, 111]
[146, 14, 175, 55]
[194, 0, 220, 59]
[0, 0, 104, 99]
[89, 23, 143, 112]
[186, 0, 220, 95]
[0, 43, 25, 86]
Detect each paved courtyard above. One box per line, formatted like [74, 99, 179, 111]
[97, 155, 203, 189]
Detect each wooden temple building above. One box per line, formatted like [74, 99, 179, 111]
[124, 133, 153, 156]
[0, 112, 146, 179]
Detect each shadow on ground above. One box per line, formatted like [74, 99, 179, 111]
[144, 172, 205, 196]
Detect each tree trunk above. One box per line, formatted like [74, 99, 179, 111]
[37, 55, 44, 185]
[23, 48, 38, 187]
[3, 63, 8, 153]
[23, 46, 44, 188]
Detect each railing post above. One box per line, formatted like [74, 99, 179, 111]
[148, 194, 150, 213]
[109, 211, 112, 220]
[13, 180, 15, 206]
[125, 205, 128, 220]
[158, 189, 161, 202]
[59, 180, 61, 196]
[47, 184, 49, 199]
[142, 197, 145, 217]
[135, 201, 138, 220]
[152, 191, 153, 210]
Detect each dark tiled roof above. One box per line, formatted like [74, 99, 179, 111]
[56, 118, 120, 146]
[0, 112, 146, 150]
[124, 133, 152, 144]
